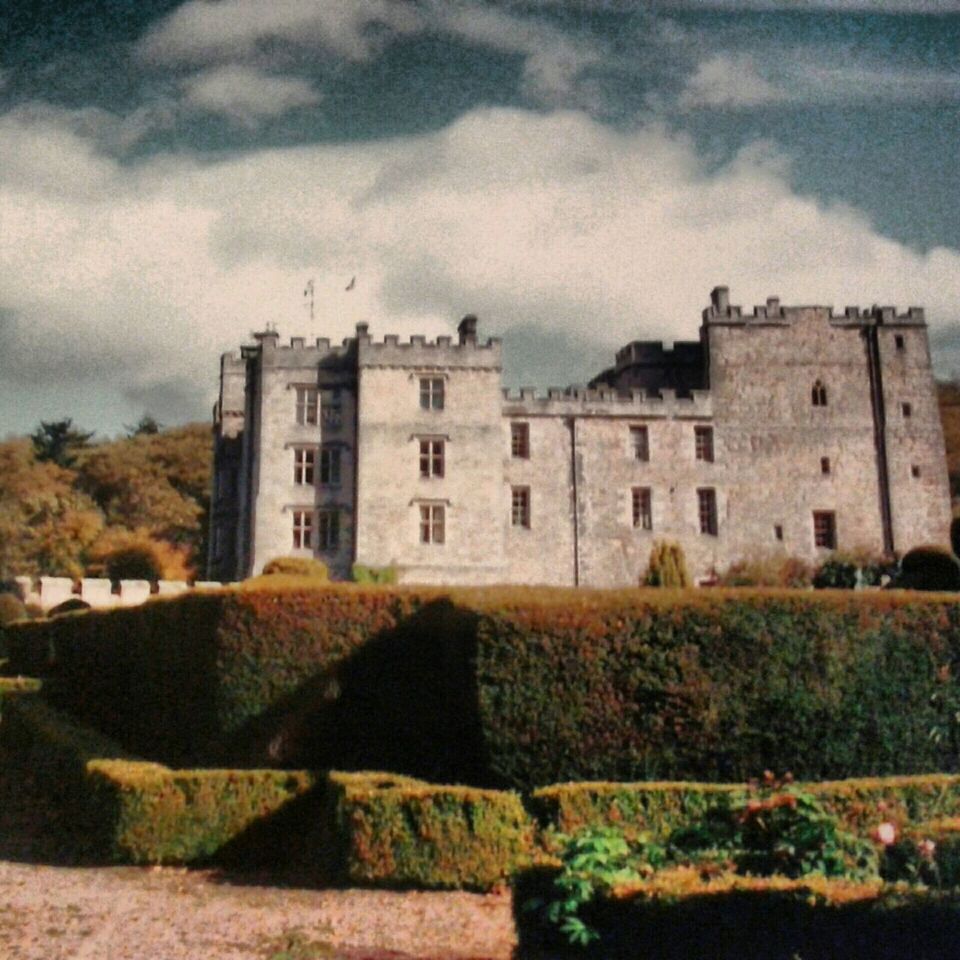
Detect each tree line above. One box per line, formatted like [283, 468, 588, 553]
[0, 417, 211, 581]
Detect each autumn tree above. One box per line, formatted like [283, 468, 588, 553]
[0, 439, 103, 578]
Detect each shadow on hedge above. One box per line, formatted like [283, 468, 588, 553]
[512, 868, 960, 960]
[217, 600, 493, 788]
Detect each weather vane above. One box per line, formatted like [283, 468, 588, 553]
[303, 278, 315, 323]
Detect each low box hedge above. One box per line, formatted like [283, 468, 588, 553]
[532, 775, 960, 842]
[0, 692, 318, 863]
[522, 872, 960, 960]
[326, 771, 537, 890]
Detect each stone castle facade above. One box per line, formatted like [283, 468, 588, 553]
[207, 287, 951, 585]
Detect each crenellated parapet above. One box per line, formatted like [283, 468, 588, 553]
[703, 286, 926, 328]
[358, 327, 502, 371]
[501, 386, 712, 420]
[238, 330, 357, 370]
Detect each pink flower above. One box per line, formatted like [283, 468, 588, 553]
[918, 839, 937, 860]
[874, 822, 897, 846]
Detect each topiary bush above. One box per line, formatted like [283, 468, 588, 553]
[261, 556, 329, 579]
[643, 541, 690, 587]
[894, 546, 960, 591]
[104, 545, 162, 582]
[48, 598, 91, 617]
[813, 553, 891, 589]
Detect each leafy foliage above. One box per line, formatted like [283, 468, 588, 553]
[261, 557, 329, 579]
[351, 563, 398, 584]
[893, 546, 960, 591]
[30, 418, 94, 468]
[643, 540, 690, 587]
[717, 554, 813, 588]
[0, 422, 210, 579]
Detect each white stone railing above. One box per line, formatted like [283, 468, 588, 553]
[11, 577, 229, 613]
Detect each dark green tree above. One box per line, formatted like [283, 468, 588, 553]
[125, 415, 163, 437]
[30, 418, 95, 468]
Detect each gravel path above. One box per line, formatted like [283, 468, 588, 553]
[0, 741, 517, 960]
[0, 860, 516, 960]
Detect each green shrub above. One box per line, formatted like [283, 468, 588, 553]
[261, 557, 329, 579]
[813, 552, 892, 589]
[326, 771, 536, 889]
[48, 598, 91, 617]
[0, 592, 26, 625]
[0, 692, 317, 864]
[717, 555, 812, 588]
[894, 546, 960, 591]
[351, 564, 398, 585]
[104, 545, 162, 581]
[643, 541, 690, 587]
[533, 775, 960, 846]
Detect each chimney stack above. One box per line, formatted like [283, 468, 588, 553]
[458, 314, 478, 344]
[710, 286, 730, 314]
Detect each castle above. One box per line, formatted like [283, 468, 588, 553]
[207, 287, 951, 585]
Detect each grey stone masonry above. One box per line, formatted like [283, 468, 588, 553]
[208, 288, 951, 585]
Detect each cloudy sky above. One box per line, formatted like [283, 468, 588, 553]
[2, 1, 960, 436]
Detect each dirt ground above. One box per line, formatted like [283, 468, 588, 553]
[0, 860, 516, 960]
[0, 752, 516, 960]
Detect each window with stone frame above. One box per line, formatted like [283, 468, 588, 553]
[419, 503, 445, 544]
[812, 380, 828, 407]
[292, 510, 313, 549]
[321, 388, 342, 428]
[511, 486, 531, 528]
[419, 377, 445, 410]
[632, 487, 652, 530]
[317, 509, 340, 551]
[295, 386, 319, 425]
[419, 438, 445, 478]
[698, 487, 718, 536]
[813, 511, 836, 549]
[319, 446, 341, 486]
[630, 425, 649, 462]
[694, 425, 714, 463]
[293, 447, 316, 485]
[511, 422, 530, 459]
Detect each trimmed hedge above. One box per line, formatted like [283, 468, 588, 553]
[8, 586, 960, 786]
[532, 775, 960, 842]
[0, 692, 317, 863]
[326, 771, 537, 889]
[516, 871, 960, 959]
[474, 590, 960, 787]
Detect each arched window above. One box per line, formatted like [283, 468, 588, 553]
[812, 380, 827, 407]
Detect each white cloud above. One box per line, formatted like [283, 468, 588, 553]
[139, 0, 605, 110]
[138, 0, 423, 65]
[1, 104, 959, 433]
[679, 55, 787, 109]
[679, 52, 960, 110]
[181, 65, 321, 125]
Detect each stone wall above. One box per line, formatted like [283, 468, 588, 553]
[11, 577, 227, 613]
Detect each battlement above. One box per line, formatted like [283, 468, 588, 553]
[703, 286, 926, 327]
[358, 322, 502, 371]
[501, 385, 712, 419]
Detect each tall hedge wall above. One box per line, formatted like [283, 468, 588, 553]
[7, 586, 960, 787]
